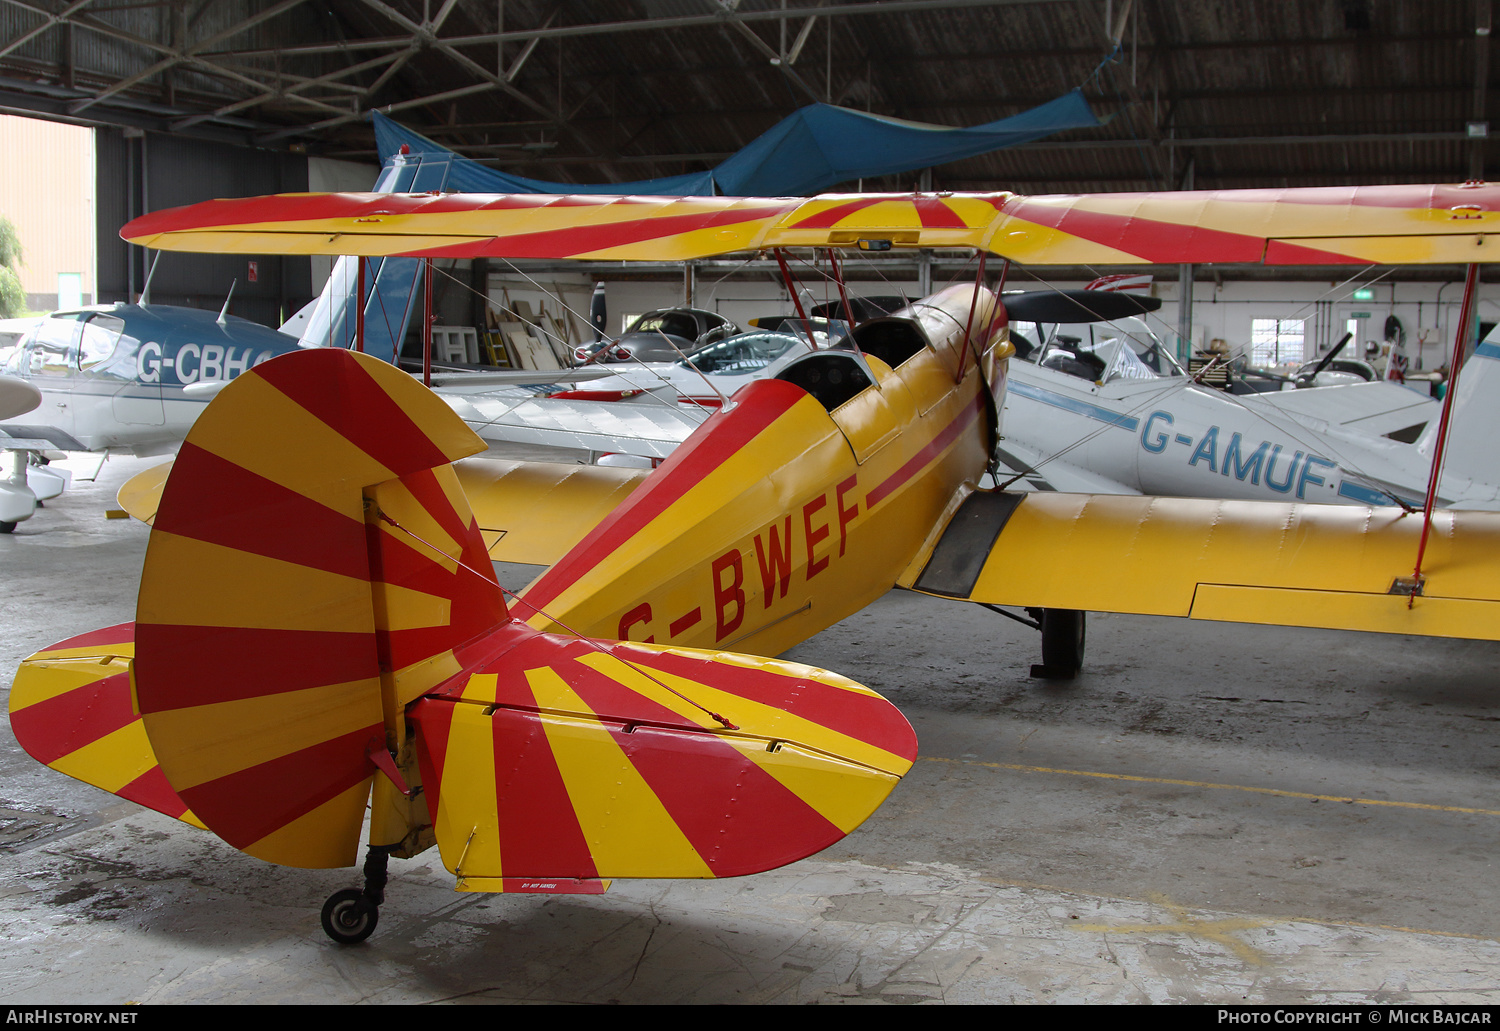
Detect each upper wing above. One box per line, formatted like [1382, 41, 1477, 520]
[901, 491, 1500, 641]
[122, 184, 1500, 266]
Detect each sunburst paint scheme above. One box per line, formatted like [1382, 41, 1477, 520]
[21, 182, 1500, 936]
[12, 348, 916, 898]
[122, 184, 1500, 266]
[105, 181, 1500, 650]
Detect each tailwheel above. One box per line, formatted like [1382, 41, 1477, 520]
[1030, 608, 1086, 680]
[321, 888, 379, 944]
[320, 846, 390, 944]
[0, 521, 14, 534]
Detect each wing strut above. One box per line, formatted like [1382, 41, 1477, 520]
[422, 256, 434, 386]
[956, 250, 990, 382]
[827, 248, 859, 331]
[773, 248, 816, 353]
[355, 255, 365, 353]
[1409, 261, 1481, 604]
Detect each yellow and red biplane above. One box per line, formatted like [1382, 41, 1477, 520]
[14, 183, 1500, 942]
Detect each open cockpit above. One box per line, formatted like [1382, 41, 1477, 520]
[773, 314, 936, 412]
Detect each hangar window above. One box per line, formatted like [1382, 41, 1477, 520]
[1251, 318, 1305, 367]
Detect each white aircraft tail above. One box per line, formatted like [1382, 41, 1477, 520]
[1415, 326, 1500, 493]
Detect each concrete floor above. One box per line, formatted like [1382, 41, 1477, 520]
[2, 454, 1499, 1004]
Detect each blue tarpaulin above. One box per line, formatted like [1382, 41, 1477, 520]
[371, 89, 1097, 198]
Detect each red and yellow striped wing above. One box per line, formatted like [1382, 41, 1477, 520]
[414, 625, 916, 888]
[9, 624, 201, 828]
[121, 183, 1500, 265]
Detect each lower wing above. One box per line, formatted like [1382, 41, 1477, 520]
[118, 455, 648, 568]
[902, 490, 1500, 641]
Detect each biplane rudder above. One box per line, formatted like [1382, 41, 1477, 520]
[131, 348, 503, 869]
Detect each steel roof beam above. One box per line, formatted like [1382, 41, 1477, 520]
[202, 0, 1071, 58]
[66, 0, 310, 114]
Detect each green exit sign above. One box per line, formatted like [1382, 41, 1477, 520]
[1352, 288, 1374, 300]
[1350, 311, 1373, 319]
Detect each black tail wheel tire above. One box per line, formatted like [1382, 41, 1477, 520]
[320, 888, 379, 944]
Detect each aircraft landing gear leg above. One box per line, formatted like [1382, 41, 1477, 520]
[1030, 608, 1086, 680]
[320, 846, 390, 945]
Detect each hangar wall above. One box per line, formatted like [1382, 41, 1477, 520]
[95, 127, 313, 329]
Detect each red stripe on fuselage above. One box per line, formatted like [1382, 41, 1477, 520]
[522, 379, 810, 612]
[865, 391, 985, 510]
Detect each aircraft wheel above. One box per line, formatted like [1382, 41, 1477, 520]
[320, 888, 379, 944]
[0, 521, 15, 534]
[1035, 609, 1085, 679]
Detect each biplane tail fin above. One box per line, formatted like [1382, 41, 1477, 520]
[132, 348, 498, 869]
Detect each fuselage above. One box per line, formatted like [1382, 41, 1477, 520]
[0, 303, 302, 455]
[517, 284, 1008, 656]
[998, 325, 1498, 508]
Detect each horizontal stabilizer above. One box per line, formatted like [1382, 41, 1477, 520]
[9, 623, 202, 829]
[411, 626, 916, 887]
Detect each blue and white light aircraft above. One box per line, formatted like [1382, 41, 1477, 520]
[0, 300, 303, 532]
[992, 290, 1500, 511]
